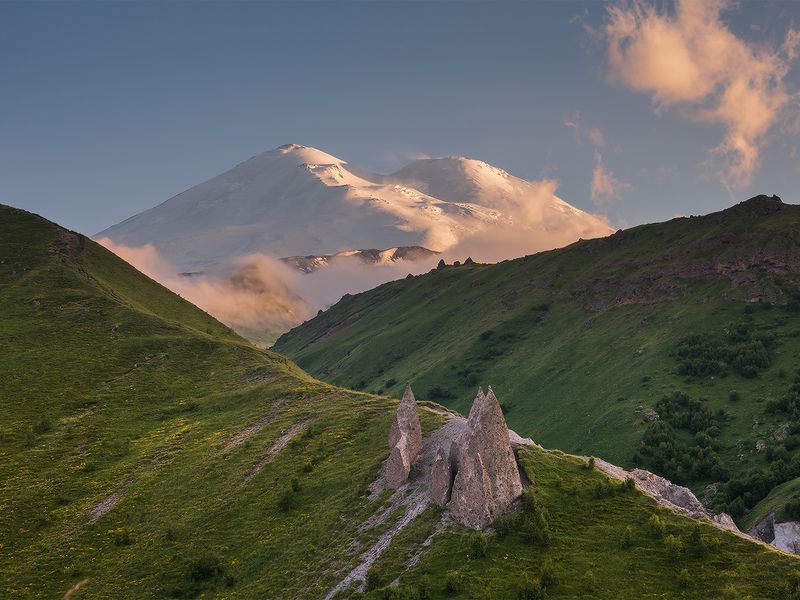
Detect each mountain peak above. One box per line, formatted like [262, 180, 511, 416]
[265, 143, 346, 166]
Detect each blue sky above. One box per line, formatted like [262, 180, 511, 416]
[2, 0, 800, 234]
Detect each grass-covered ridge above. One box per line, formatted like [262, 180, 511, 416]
[274, 196, 800, 522]
[2, 203, 800, 598]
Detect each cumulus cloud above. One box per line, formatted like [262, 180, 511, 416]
[591, 151, 631, 205]
[603, 0, 798, 189]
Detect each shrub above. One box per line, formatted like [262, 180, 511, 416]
[687, 524, 708, 557]
[427, 385, 453, 400]
[586, 456, 596, 470]
[494, 513, 520, 537]
[291, 478, 301, 492]
[517, 576, 546, 600]
[678, 568, 690, 589]
[664, 534, 683, 562]
[278, 490, 294, 513]
[540, 560, 556, 589]
[385, 377, 398, 388]
[520, 490, 551, 546]
[443, 570, 464, 594]
[469, 532, 489, 558]
[364, 566, 384, 591]
[113, 528, 132, 546]
[624, 477, 636, 491]
[785, 497, 800, 520]
[729, 390, 742, 402]
[188, 555, 224, 582]
[621, 525, 633, 549]
[33, 418, 52, 434]
[647, 514, 666, 538]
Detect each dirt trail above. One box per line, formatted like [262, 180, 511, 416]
[242, 418, 312, 484]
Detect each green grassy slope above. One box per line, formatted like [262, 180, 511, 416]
[274, 196, 800, 516]
[3, 203, 800, 599]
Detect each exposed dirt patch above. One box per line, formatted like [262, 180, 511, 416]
[242, 418, 312, 484]
[63, 578, 89, 599]
[50, 228, 85, 262]
[87, 430, 191, 523]
[324, 418, 467, 599]
[221, 399, 287, 455]
[88, 476, 135, 524]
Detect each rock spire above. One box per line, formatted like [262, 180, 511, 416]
[385, 384, 423, 489]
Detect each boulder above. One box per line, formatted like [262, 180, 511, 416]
[431, 446, 453, 506]
[449, 387, 523, 529]
[385, 384, 422, 489]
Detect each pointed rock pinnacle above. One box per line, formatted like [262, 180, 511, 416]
[385, 384, 423, 489]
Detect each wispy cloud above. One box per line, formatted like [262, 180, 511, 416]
[587, 128, 606, 148]
[591, 150, 631, 205]
[602, 0, 799, 190]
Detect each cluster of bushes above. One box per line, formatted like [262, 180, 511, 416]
[644, 516, 716, 563]
[168, 554, 235, 598]
[718, 441, 800, 517]
[767, 369, 800, 417]
[634, 393, 727, 484]
[494, 488, 551, 547]
[717, 374, 800, 518]
[675, 321, 774, 378]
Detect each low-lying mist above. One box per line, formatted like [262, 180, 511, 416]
[98, 219, 603, 345]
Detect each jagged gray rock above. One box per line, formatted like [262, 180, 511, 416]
[449, 387, 523, 529]
[430, 446, 453, 506]
[748, 512, 776, 543]
[385, 384, 423, 489]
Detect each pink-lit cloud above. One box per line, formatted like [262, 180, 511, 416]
[603, 0, 799, 189]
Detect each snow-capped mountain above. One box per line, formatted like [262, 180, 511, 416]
[282, 246, 439, 274]
[98, 143, 612, 271]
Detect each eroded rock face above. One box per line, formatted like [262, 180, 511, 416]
[431, 446, 453, 506]
[629, 469, 707, 518]
[773, 521, 800, 554]
[449, 387, 523, 529]
[385, 384, 423, 489]
[748, 512, 776, 543]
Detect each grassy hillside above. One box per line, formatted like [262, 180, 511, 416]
[3, 203, 800, 599]
[275, 196, 800, 522]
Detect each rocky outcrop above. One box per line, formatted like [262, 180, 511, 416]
[748, 512, 776, 543]
[748, 512, 800, 554]
[447, 387, 524, 529]
[430, 447, 452, 506]
[773, 521, 800, 554]
[594, 458, 740, 535]
[629, 469, 707, 519]
[385, 385, 423, 489]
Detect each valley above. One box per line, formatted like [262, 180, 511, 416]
[4, 203, 800, 598]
